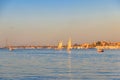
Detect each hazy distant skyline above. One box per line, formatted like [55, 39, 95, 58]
[0, 0, 120, 46]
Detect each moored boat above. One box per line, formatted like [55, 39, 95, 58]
[97, 48, 104, 52]
[9, 47, 13, 51]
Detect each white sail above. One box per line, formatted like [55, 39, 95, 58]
[57, 41, 63, 50]
[67, 38, 72, 50]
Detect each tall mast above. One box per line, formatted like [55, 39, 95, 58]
[5, 39, 8, 48]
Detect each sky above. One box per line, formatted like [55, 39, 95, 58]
[0, 0, 120, 46]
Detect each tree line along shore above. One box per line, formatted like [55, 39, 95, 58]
[73, 41, 120, 49]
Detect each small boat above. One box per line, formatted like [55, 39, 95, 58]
[8, 47, 13, 51]
[97, 48, 104, 52]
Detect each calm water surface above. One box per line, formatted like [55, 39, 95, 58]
[0, 49, 120, 80]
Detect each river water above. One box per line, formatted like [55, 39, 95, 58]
[0, 49, 120, 80]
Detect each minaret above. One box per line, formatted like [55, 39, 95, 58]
[67, 38, 72, 50]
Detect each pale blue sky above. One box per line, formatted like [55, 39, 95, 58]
[0, 0, 120, 46]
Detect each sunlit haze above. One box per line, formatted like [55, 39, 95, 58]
[0, 0, 120, 46]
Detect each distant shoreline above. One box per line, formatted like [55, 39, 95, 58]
[0, 41, 120, 50]
[0, 46, 120, 50]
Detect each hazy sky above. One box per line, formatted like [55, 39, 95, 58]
[0, 0, 120, 46]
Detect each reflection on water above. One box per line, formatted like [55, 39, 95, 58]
[67, 54, 72, 80]
[67, 50, 71, 54]
[0, 49, 120, 80]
